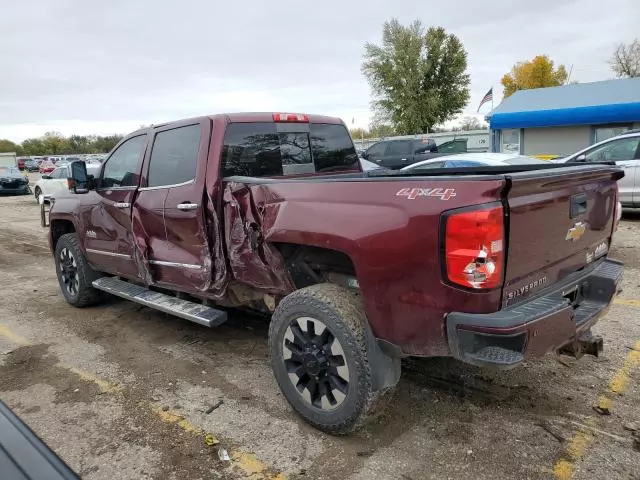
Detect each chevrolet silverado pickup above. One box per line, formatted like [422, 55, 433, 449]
[43, 112, 623, 434]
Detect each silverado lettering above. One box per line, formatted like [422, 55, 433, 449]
[505, 276, 548, 303]
[43, 112, 624, 435]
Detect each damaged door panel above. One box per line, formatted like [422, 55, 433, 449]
[132, 121, 214, 292]
[222, 181, 294, 295]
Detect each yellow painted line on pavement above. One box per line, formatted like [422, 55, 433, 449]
[150, 403, 284, 479]
[0, 322, 281, 478]
[0, 324, 30, 346]
[613, 298, 640, 308]
[63, 365, 123, 394]
[0, 323, 122, 394]
[553, 340, 640, 479]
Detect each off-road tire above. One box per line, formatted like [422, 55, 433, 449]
[269, 283, 388, 435]
[54, 233, 104, 307]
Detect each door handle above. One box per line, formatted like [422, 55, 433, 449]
[114, 202, 130, 208]
[401, 158, 407, 161]
[177, 202, 199, 211]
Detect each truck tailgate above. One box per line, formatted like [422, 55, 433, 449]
[503, 165, 622, 307]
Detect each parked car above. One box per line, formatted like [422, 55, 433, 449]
[361, 137, 442, 169]
[39, 160, 56, 174]
[0, 165, 30, 195]
[16, 157, 26, 170]
[552, 129, 640, 207]
[359, 157, 390, 172]
[402, 153, 623, 223]
[35, 163, 102, 203]
[401, 152, 548, 171]
[34, 167, 71, 203]
[44, 112, 623, 434]
[24, 159, 40, 172]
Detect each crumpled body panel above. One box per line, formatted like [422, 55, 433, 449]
[222, 182, 295, 295]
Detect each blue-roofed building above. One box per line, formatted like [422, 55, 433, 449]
[488, 78, 640, 158]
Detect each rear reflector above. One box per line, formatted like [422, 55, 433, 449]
[272, 113, 309, 123]
[444, 204, 505, 289]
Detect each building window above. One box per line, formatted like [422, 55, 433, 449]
[501, 129, 520, 154]
[594, 125, 633, 143]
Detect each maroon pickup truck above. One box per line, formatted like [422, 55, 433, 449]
[43, 112, 623, 434]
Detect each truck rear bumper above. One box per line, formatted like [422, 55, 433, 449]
[446, 258, 623, 369]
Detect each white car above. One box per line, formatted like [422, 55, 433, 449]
[33, 163, 101, 203]
[33, 166, 71, 202]
[402, 152, 622, 222]
[400, 152, 548, 171]
[551, 130, 640, 207]
[360, 158, 390, 172]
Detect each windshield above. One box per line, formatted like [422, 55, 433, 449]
[0, 166, 20, 175]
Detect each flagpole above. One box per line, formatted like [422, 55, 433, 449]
[491, 86, 494, 112]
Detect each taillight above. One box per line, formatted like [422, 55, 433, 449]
[272, 113, 309, 122]
[444, 204, 505, 289]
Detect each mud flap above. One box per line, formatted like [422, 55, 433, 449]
[363, 322, 401, 391]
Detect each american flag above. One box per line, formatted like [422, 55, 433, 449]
[477, 87, 493, 112]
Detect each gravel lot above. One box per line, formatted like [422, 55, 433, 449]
[1, 175, 639, 480]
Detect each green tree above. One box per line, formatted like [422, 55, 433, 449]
[92, 135, 123, 153]
[610, 39, 640, 78]
[21, 138, 46, 155]
[362, 20, 470, 135]
[0, 139, 22, 155]
[501, 55, 568, 98]
[349, 127, 368, 140]
[41, 132, 72, 155]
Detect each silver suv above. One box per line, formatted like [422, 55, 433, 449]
[555, 130, 640, 207]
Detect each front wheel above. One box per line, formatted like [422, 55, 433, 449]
[268, 283, 389, 434]
[54, 233, 103, 307]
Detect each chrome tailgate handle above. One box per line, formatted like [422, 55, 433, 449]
[177, 202, 199, 210]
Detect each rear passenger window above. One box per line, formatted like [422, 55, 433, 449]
[147, 125, 200, 187]
[221, 122, 359, 178]
[386, 140, 412, 156]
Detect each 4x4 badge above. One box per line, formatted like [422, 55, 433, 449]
[566, 221, 588, 242]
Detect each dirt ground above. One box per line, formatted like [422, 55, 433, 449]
[1, 176, 639, 480]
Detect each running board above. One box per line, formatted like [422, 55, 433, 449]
[92, 277, 227, 328]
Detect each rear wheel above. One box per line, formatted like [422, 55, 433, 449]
[269, 283, 388, 434]
[54, 233, 103, 307]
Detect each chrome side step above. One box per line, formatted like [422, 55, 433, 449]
[92, 277, 227, 328]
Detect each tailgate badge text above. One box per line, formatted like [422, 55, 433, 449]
[396, 187, 457, 200]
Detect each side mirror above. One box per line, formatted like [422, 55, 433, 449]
[574, 153, 587, 163]
[361, 151, 369, 159]
[69, 160, 89, 194]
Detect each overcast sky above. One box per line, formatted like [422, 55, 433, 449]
[1, 0, 638, 142]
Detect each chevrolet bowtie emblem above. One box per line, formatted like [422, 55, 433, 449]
[566, 221, 588, 241]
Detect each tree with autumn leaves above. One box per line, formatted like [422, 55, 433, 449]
[501, 55, 569, 98]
